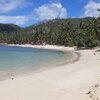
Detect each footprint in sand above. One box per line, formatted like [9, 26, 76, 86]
[86, 81, 100, 100]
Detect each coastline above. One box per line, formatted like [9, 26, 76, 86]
[8, 44, 80, 64]
[0, 44, 79, 81]
[0, 44, 100, 100]
[7, 44, 76, 51]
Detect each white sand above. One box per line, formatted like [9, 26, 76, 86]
[0, 44, 100, 100]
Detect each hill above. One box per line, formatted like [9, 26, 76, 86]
[0, 17, 100, 48]
[0, 24, 21, 34]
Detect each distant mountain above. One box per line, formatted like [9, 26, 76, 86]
[0, 24, 21, 34]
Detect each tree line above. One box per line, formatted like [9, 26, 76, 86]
[0, 17, 100, 48]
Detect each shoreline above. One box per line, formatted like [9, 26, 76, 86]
[8, 44, 80, 66]
[7, 44, 76, 51]
[0, 44, 79, 81]
[0, 44, 100, 100]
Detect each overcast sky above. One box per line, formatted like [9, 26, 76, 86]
[0, 0, 100, 27]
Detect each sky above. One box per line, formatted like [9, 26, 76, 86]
[0, 0, 100, 27]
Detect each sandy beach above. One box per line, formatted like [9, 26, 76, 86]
[0, 45, 100, 100]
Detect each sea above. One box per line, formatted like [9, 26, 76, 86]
[0, 45, 75, 80]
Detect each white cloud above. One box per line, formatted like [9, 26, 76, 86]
[32, 2, 67, 21]
[0, 16, 28, 25]
[0, 1, 67, 26]
[82, 0, 100, 17]
[0, 0, 31, 13]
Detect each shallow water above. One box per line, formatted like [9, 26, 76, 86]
[0, 45, 75, 80]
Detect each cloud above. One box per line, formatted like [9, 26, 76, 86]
[32, 2, 67, 21]
[0, 1, 67, 26]
[0, 16, 29, 25]
[0, 0, 31, 13]
[82, 0, 100, 17]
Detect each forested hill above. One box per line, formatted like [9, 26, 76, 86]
[0, 17, 100, 48]
[0, 24, 21, 34]
[24, 17, 95, 32]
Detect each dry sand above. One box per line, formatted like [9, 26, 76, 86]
[0, 44, 100, 100]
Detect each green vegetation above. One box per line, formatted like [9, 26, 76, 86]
[0, 17, 100, 48]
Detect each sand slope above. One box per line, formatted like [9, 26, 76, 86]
[0, 45, 100, 100]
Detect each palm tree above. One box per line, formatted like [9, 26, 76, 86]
[97, 9, 100, 17]
[86, 18, 98, 39]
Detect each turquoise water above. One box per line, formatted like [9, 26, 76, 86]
[0, 45, 74, 80]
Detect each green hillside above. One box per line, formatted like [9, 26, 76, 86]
[0, 24, 21, 34]
[0, 17, 100, 48]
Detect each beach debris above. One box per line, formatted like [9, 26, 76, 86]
[86, 91, 91, 94]
[90, 94, 93, 98]
[94, 53, 96, 55]
[95, 84, 99, 88]
[95, 50, 100, 52]
[86, 81, 100, 100]
[11, 78, 14, 80]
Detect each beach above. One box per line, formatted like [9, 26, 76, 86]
[0, 45, 100, 100]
